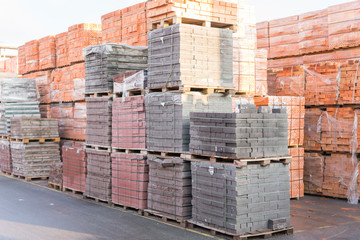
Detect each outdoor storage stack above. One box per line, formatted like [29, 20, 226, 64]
[10, 118, 60, 179]
[84, 44, 148, 94]
[148, 24, 233, 89]
[0, 139, 11, 174]
[62, 141, 87, 193]
[191, 161, 291, 234]
[145, 92, 233, 152]
[189, 106, 289, 158]
[147, 154, 192, 220]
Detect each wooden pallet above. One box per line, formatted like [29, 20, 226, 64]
[146, 85, 234, 95]
[150, 16, 235, 32]
[182, 153, 292, 167]
[187, 220, 294, 240]
[144, 209, 188, 228]
[0, 135, 10, 140]
[112, 148, 147, 155]
[12, 174, 48, 182]
[1, 170, 11, 176]
[85, 92, 113, 98]
[48, 182, 62, 191]
[83, 195, 112, 205]
[114, 89, 145, 98]
[85, 144, 111, 152]
[147, 150, 183, 158]
[62, 187, 84, 195]
[10, 137, 60, 144]
[112, 203, 144, 215]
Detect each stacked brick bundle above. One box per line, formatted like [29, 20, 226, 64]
[18, 45, 26, 75]
[147, 154, 192, 220]
[23, 71, 52, 104]
[145, 92, 233, 152]
[84, 44, 147, 94]
[148, 24, 233, 89]
[86, 97, 112, 147]
[0, 57, 17, 74]
[38, 36, 56, 70]
[85, 149, 111, 202]
[191, 161, 291, 234]
[0, 139, 11, 174]
[102, 10, 122, 44]
[25, 40, 39, 73]
[112, 96, 146, 150]
[289, 147, 305, 198]
[189, 106, 289, 159]
[62, 141, 87, 192]
[55, 32, 69, 67]
[121, 3, 147, 46]
[68, 23, 102, 64]
[10, 118, 60, 179]
[111, 152, 148, 209]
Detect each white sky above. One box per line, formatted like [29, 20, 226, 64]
[0, 0, 352, 47]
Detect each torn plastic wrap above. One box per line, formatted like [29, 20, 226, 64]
[0, 78, 39, 102]
[267, 66, 305, 97]
[113, 70, 147, 100]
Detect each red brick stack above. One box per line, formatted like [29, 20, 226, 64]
[18, 45, 26, 75]
[0, 57, 17, 74]
[122, 3, 147, 46]
[102, 10, 122, 44]
[55, 32, 69, 67]
[68, 23, 102, 64]
[62, 140, 87, 193]
[111, 152, 148, 209]
[25, 40, 39, 73]
[39, 35, 56, 70]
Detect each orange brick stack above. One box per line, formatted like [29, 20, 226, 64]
[255, 49, 268, 96]
[25, 40, 39, 73]
[101, 10, 122, 44]
[68, 23, 102, 64]
[39, 35, 56, 70]
[267, 66, 305, 97]
[55, 32, 69, 67]
[289, 147, 305, 199]
[18, 45, 26, 75]
[0, 57, 17, 74]
[122, 2, 148, 46]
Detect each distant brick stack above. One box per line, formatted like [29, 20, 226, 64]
[0, 139, 11, 174]
[190, 105, 289, 158]
[148, 24, 233, 89]
[62, 141, 87, 193]
[10, 117, 58, 139]
[86, 97, 112, 147]
[191, 161, 291, 234]
[38, 35, 56, 70]
[85, 149, 111, 202]
[25, 40, 39, 73]
[145, 92, 233, 152]
[112, 96, 146, 150]
[147, 154, 192, 220]
[55, 32, 69, 67]
[111, 152, 148, 209]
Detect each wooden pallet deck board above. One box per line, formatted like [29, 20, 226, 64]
[85, 144, 111, 152]
[62, 187, 84, 195]
[147, 150, 183, 158]
[114, 89, 145, 98]
[112, 148, 147, 155]
[12, 174, 48, 182]
[10, 137, 60, 144]
[146, 85, 234, 94]
[144, 209, 188, 228]
[48, 182, 62, 191]
[112, 203, 144, 215]
[85, 92, 113, 98]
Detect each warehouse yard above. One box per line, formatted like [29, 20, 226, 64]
[1, 0, 360, 239]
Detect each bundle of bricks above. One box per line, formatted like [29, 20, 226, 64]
[148, 24, 233, 89]
[191, 161, 291, 234]
[0, 57, 17, 74]
[146, 154, 192, 220]
[18, 45, 26, 75]
[62, 141, 87, 193]
[112, 96, 146, 150]
[102, 10, 122, 44]
[55, 32, 69, 67]
[121, 2, 148, 46]
[84, 44, 148, 95]
[38, 35, 56, 70]
[0, 139, 11, 174]
[189, 105, 289, 158]
[111, 152, 148, 209]
[22, 71, 52, 104]
[25, 40, 39, 73]
[10, 118, 60, 180]
[68, 23, 102, 64]
[145, 92, 233, 152]
[85, 149, 111, 202]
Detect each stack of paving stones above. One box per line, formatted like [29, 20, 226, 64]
[84, 44, 148, 94]
[85, 149, 112, 202]
[112, 96, 146, 150]
[145, 92, 233, 152]
[148, 24, 233, 89]
[10, 117, 60, 179]
[0, 139, 11, 173]
[189, 104, 289, 158]
[48, 161, 63, 187]
[85, 97, 112, 147]
[111, 152, 148, 209]
[62, 141, 87, 193]
[147, 154, 192, 220]
[191, 161, 291, 234]
[10, 117, 58, 139]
